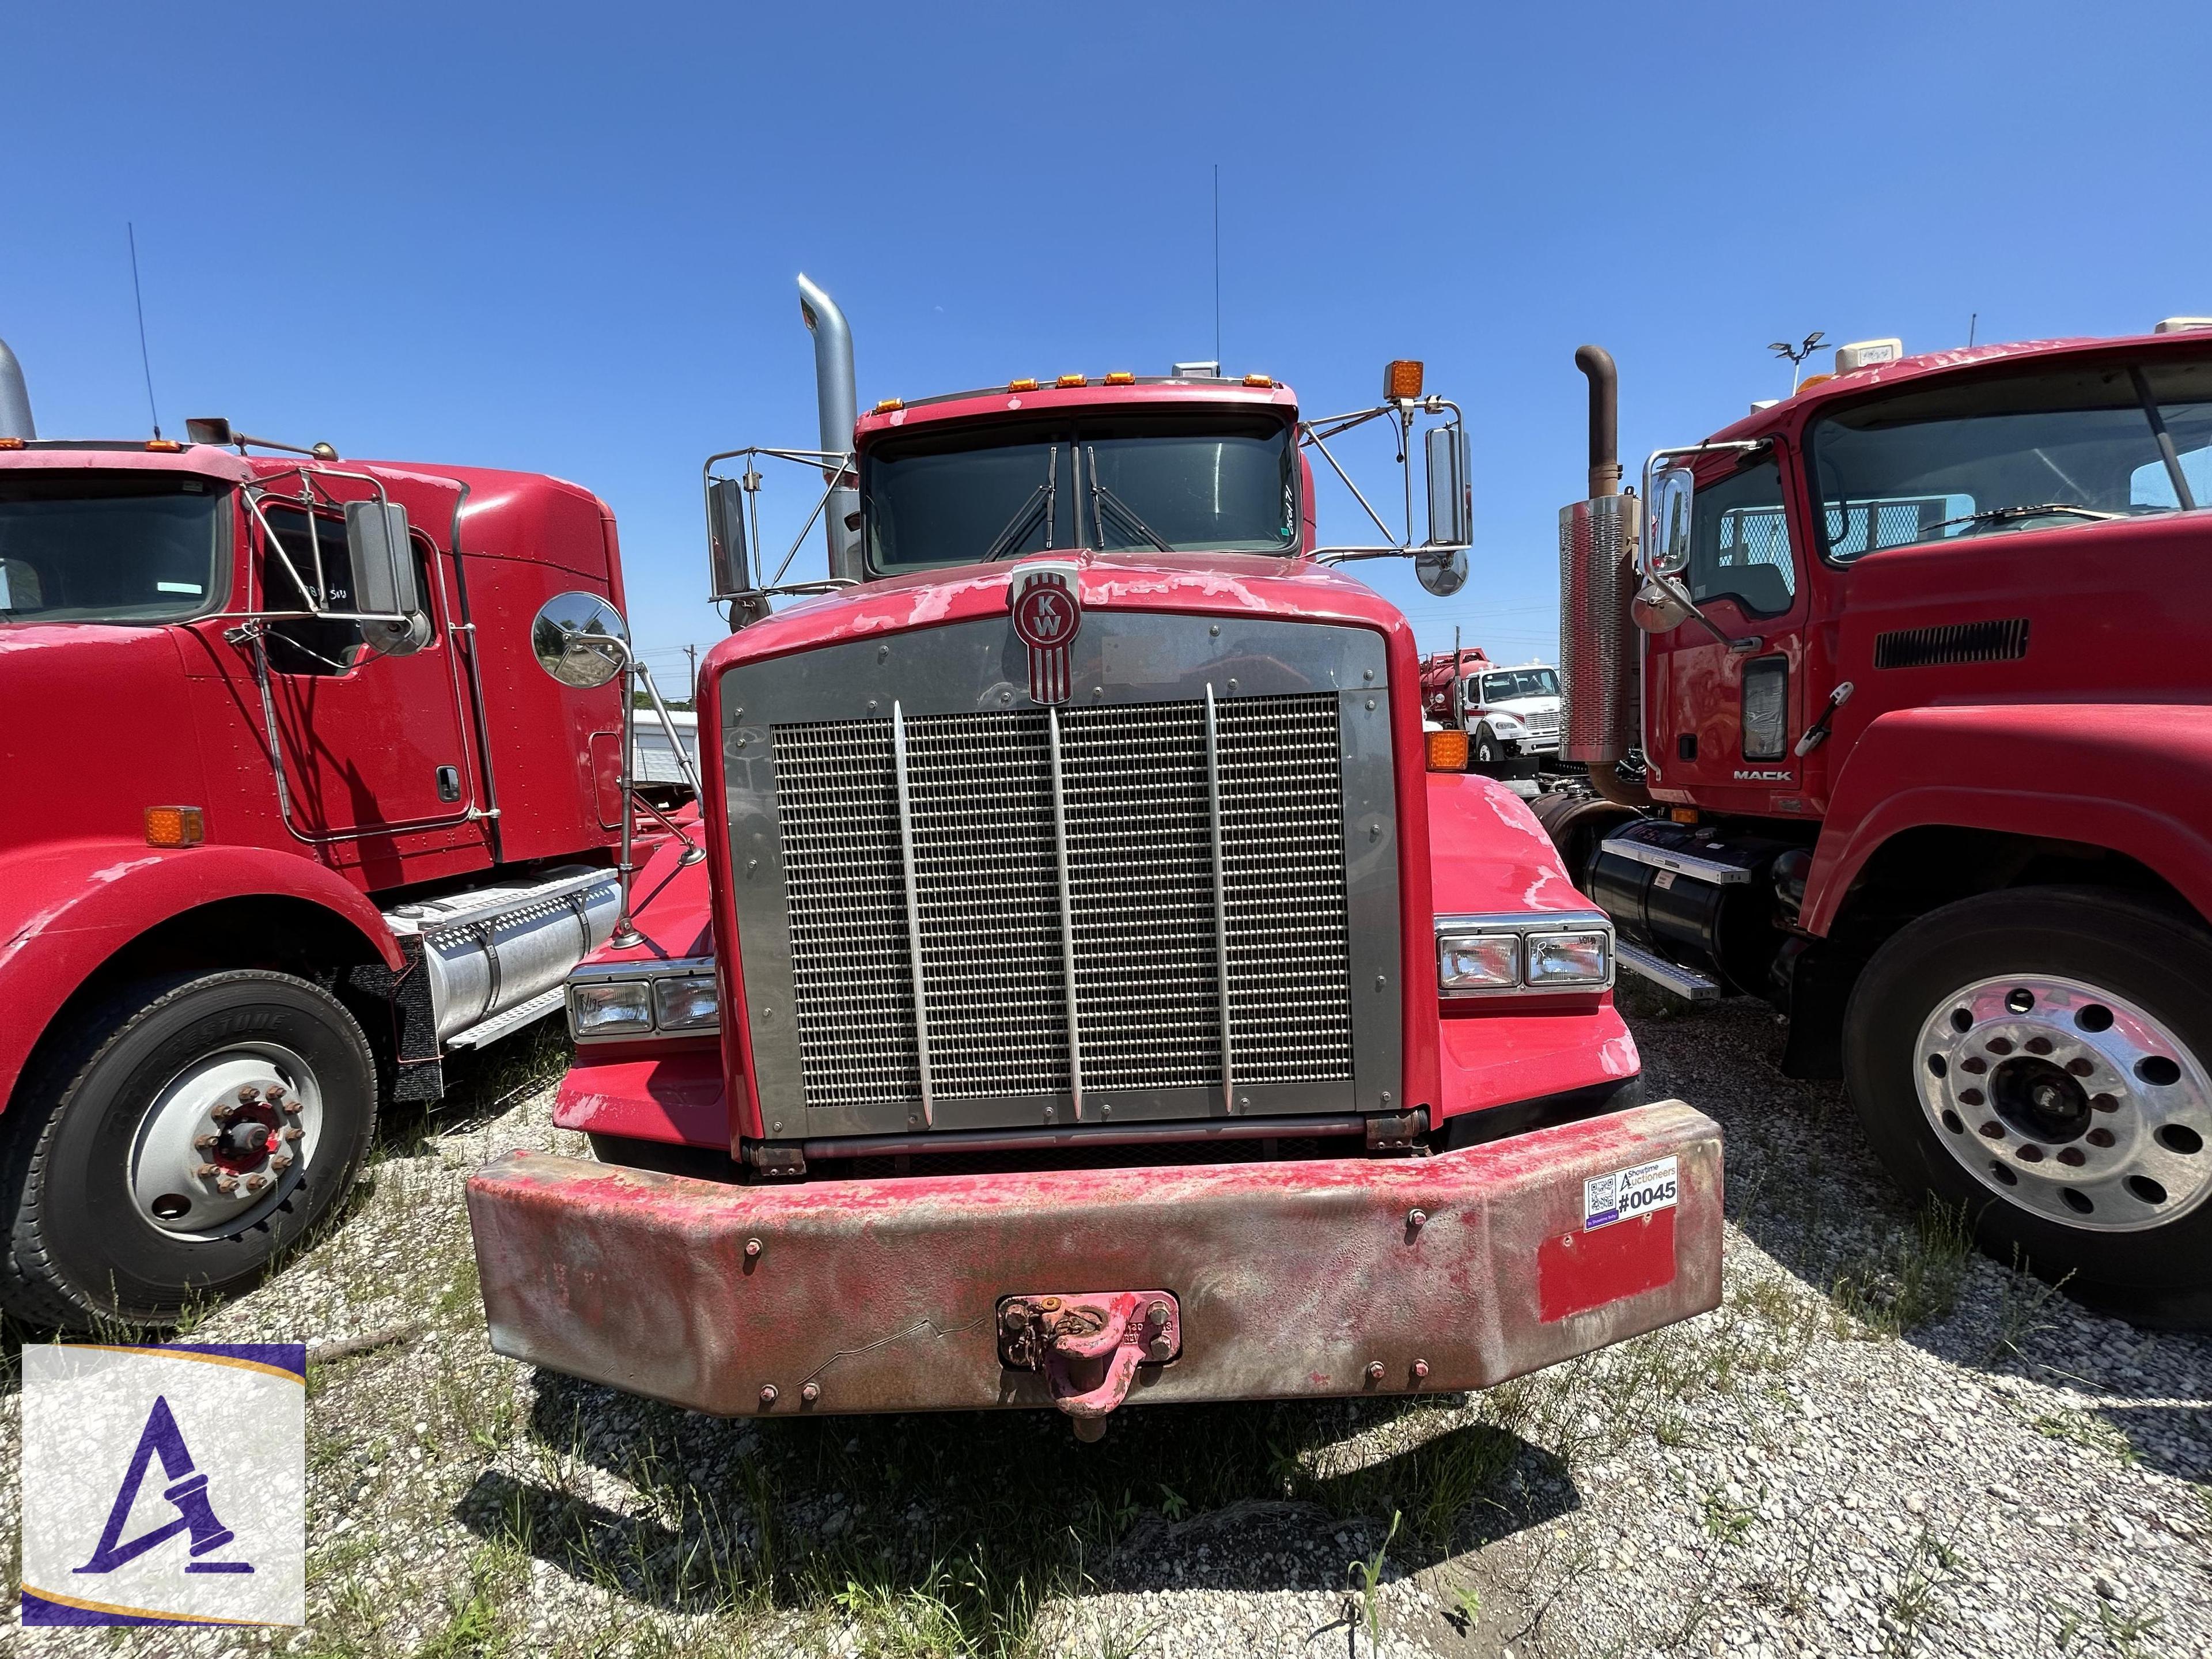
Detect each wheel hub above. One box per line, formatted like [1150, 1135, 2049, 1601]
[128, 1045, 321, 1238]
[1914, 974, 2212, 1233]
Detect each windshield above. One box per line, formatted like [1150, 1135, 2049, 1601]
[1809, 356, 2212, 562]
[862, 412, 1299, 573]
[1478, 668, 1559, 702]
[0, 473, 228, 623]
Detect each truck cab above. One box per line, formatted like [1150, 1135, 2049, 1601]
[1548, 326, 2212, 1327]
[0, 353, 640, 1328]
[464, 282, 1724, 1431]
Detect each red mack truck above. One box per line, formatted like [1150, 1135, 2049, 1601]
[0, 336, 669, 1328]
[1544, 325, 2212, 1327]
[464, 279, 1725, 1433]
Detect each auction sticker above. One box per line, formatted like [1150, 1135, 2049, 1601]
[1582, 1155, 1679, 1230]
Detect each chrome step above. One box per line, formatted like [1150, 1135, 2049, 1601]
[444, 986, 566, 1050]
[1615, 941, 1723, 1003]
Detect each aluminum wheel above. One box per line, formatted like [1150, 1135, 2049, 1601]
[126, 1041, 324, 1240]
[1914, 974, 2212, 1232]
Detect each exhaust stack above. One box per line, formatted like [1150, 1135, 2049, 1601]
[797, 274, 861, 583]
[0, 338, 33, 441]
[1558, 345, 1638, 766]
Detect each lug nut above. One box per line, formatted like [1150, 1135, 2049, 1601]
[193, 1134, 218, 1151]
[245, 1174, 269, 1192]
[215, 1175, 239, 1194]
[265, 1084, 286, 1102]
[743, 1237, 763, 1260]
[1412, 1359, 1431, 1380]
[758, 1384, 778, 1408]
[282, 1125, 304, 1143]
[281, 1098, 302, 1115]
[270, 1153, 294, 1173]
[800, 1381, 821, 1404]
[237, 1086, 261, 1103]
[211, 1104, 237, 1124]
[194, 1162, 219, 1179]
[1406, 1208, 1428, 1230]
[1365, 1359, 1386, 1381]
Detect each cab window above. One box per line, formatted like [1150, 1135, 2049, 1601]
[1687, 456, 1796, 618]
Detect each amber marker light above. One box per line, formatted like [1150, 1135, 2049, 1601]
[873, 397, 904, 414]
[1384, 359, 1425, 401]
[1056, 373, 1088, 388]
[1670, 806, 1700, 825]
[1103, 371, 1135, 385]
[1243, 373, 1274, 388]
[145, 806, 206, 847]
[145, 438, 183, 452]
[1007, 377, 1039, 393]
[0, 437, 22, 450]
[1426, 730, 1469, 772]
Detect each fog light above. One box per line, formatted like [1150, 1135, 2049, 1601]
[653, 974, 720, 1031]
[571, 980, 652, 1036]
[1438, 932, 1519, 993]
[1527, 930, 1611, 986]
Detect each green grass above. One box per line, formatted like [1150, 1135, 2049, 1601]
[1830, 1196, 1976, 1338]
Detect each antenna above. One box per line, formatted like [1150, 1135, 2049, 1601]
[1767, 330, 1825, 393]
[127, 223, 161, 440]
[1213, 163, 1221, 368]
[1968, 312, 1978, 349]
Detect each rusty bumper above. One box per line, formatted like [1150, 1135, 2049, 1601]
[466, 1101, 1721, 1418]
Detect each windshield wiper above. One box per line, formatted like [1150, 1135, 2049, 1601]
[1926, 502, 2124, 535]
[982, 445, 1059, 561]
[1084, 445, 1174, 554]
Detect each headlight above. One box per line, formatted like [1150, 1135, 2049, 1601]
[1488, 712, 1526, 733]
[652, 974, 720, 1031]
[1435, 912, 1613, 997]
[1438, 931, 1520, 990]
[1526, 930, 1611, 986]
[570, 980, 652, 1036]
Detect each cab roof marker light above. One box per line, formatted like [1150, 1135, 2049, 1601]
[145, 438, 183, 452]
[1104, 371, 1136, 385]
[873, 397, 904, 414]
[1243, 373, 1274, 388]
[0, 437, 22, 450]
[1056, 373, 1088, 389]
[1007, 377, 1039, 393]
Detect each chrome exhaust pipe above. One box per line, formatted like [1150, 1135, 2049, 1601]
[797, 275, 861, 583]
[0, 337, 34, 441]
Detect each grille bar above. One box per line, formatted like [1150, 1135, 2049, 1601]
[1204, 684, 1235, 1115]
[889, 703, 937, 1126]
[1046, 707, 1087, 1119]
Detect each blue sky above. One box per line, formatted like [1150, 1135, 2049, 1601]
[9, 3, 2206, 689]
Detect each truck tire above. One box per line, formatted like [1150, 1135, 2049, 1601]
[0, 970, 378, 1330]
[1471, 724, 1502, 766]
[1844, 889, 2212, 1330]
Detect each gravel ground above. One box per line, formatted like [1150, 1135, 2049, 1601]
[3, 1002, 2207, 1657]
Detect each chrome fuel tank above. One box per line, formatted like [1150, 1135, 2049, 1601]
[387, 865, 622, 1046]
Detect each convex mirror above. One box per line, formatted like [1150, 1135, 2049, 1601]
[532, 591, 630, 688]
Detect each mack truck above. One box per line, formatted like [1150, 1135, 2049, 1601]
[1543, 325, 2212, 1328]
[0, 336, 674, 1328]
[463, 279, 1724, 1434]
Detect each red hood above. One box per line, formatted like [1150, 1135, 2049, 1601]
[0, 624, 205, 853]
[699, 552, 1408, 680]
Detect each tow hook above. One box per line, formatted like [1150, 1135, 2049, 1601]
[998, 1290, 1180, 1440]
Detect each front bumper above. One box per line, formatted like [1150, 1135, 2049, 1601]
[467, 1101, 1721, 1418]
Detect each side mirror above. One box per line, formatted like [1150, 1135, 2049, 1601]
[1424, 425, 1471, 547]
[346, 499, 427, 657]
[1646, 467, 1695, 576]
[532, 590, 630, 689]
[1631, 573, 1694, 634]
[706, 476, 756, 602]
[1416, 547, 1469, 597]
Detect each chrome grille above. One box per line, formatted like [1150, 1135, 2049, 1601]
[770, 720, 922, 1109]
[770, 692, 1354, 1117]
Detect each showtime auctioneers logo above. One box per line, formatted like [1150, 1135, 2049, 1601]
[19, 1343, 304, 1627]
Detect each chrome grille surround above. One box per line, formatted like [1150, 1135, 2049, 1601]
[720, 612, 1402, 1140]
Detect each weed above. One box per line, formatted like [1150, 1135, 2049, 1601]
[1156, 1483, 1187, 1521]
[1884, 1522, 1964, 1656]
[416, 1543, 527, 1659]
[1443, 1580, 1483, 1634]
[2045, 1593, 2164, 1657]
[1832, 1195, 1974, 1336]
[1344, 1509, 1401, 1652]
[1699, 1484, 1758, 1547]
[2029, 1410, 2138, 1467]
[1987, 1246, 2074, 1363]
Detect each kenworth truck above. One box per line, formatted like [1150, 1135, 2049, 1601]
[1544, 327, 2212, 1327]
[464, 279, 1724, 1432]
[0, 339, 647, 1328]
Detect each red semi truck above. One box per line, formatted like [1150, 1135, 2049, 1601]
[0, 339, 648, 1328]
[1545, 325, 2212, 1327]
[464, 280, 1724, 1433]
